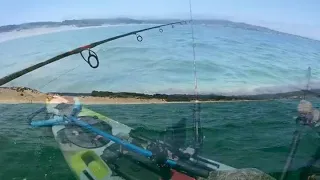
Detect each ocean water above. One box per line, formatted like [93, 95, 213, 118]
[0, 23, 320, 95]
[1, 23, 320, 180]
[1, 99, 320, 180]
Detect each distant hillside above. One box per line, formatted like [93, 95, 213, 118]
[0, 18, 311, 41]
[3, 86, 319, 102]
[49, 89, 320, 102]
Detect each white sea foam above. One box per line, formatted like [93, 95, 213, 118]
[0, 26, 78, 43]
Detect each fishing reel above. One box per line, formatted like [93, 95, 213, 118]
[147, 141, 170, 167]
[296, 99, 320, 128]
[296, 113, 314, 126]
[296, 112, 320, 129]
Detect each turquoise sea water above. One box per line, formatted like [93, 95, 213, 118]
[1, 100, 320, 180]
[1, 23, 320, 180]
[0, 23, 320, 95]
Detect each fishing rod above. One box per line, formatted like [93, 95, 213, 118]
[280, 67, 312, 180]
[0, 16, 204, 159]
[187, 0, 203, 154]
[6, 1, 203, 176]
[0, 21, 188, 86]
[129, 127, 221, 171]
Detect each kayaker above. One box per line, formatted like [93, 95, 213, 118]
[45, 95, 79, 116]
[45, 95, 70, 115]
[297, 100, 320, 126]
[296, 100, 320, 179]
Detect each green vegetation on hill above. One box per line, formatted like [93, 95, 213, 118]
[4, 86, 317, 102]
[90, 90, 257, 102]
[88, 89, 320, 102]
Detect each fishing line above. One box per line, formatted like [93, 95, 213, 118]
[0, 64, 81, 116]
[1, 63, 82, 119]
[6, 66, 82, 172]
[0, 12, 211, 179]
[37, 64, 81, 91]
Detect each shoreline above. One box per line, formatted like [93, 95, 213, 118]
[0, 25, 114, 43]
[0, 86, 272, 105]
[0, 99, 267, 105]
[1, 18, 318, 42]
[0, 23, 168, 44]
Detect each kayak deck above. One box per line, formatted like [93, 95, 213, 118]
[34, 98, 274, 180]
[49, 106, 236, 179]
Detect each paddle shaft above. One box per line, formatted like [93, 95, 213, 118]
[71, 116, 209, 178]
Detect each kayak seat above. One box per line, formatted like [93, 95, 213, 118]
[109, 150, 173, 180]
[101, 142, 173, 180]
[56, 115, 113, 149]
[70, 150, 111, 180]
[55, 103, 74, 116]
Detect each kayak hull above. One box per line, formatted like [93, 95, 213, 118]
[51, 107, 131, 180]
[46, 99, 237, 180]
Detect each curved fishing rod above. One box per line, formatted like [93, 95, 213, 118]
[0, 21, 188, 86]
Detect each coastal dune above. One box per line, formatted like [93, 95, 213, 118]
[0, 87, 167, 104]
[0, 86, 275, 105]
[0, 86, 310, 105]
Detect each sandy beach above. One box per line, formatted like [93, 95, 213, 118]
[0, 87, 264, 105]
[0, 87, 168, 104]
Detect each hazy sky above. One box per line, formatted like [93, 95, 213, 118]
[1, 0, 319, 39]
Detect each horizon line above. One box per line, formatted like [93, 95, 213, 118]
[1, 17, 318, 42]
[1, 17, 238, 26]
